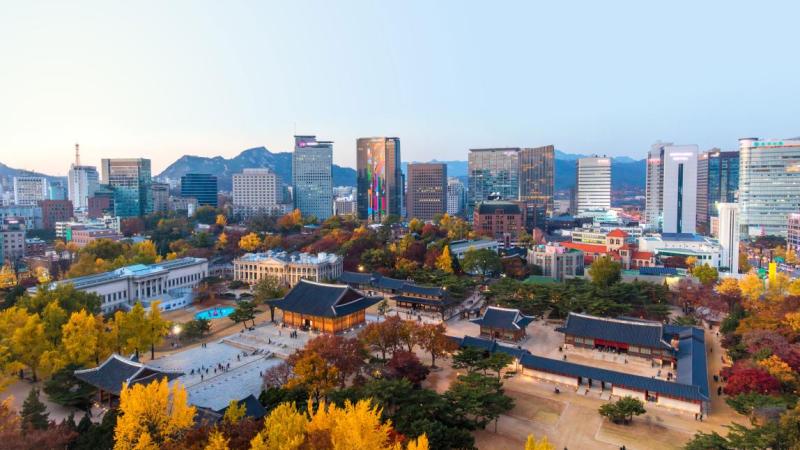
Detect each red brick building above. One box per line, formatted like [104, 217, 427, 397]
[561, 228, 655, 270]
[39, 199, 73, 230]
[473, 201, 523, 245]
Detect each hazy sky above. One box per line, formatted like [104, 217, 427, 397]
[2, 1, 800, 175]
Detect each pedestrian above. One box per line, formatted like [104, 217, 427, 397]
[563, 355, 567, 361]
[717, 386, 722, 396]
[694, 413, 698, 421]
[201, 374, 204, 381]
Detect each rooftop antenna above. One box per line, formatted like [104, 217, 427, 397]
[75, 142, 80, 166]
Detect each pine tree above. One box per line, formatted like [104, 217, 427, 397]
[20, 388, 49, 430]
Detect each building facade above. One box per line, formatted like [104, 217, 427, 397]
[0, 218, 25, 264]
[738, 138, 800, 237]
[717, 203, 739, 274]
[333, 197, 356, 216]
[357, 137, 402, 222]
[13, 176, 48, 206]
[446, 177, 466, 216]
[70, 228, 125, 248]
[151, 182, 170, 213]
[292, 136, 333, 220]
[789, 213, 800, 255]
[519, 145, 555, 218]
[527, 243, 585, 280]
[233, 251, 343, 287]
[180, 173, 218, 207]
[40, 199, 73, 230]
[468, 148, 519, 208]
[662, 145, 698, 234]
[101, 158, 153, 218]
[232, 168, 285, 219]
[575, 156, 611, 215]
[473, 201, 523, 244]
[406, 163, 446, 220]
[697, 150, 739, 231]
[644, 141, 670, 228]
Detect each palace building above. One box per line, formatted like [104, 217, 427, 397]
[74, 354, 183, 407]
[470, 306, 534, 342]
[338, 271, 456, 319]
[234, 251, 343, 287]
[268, 280, 380, 334]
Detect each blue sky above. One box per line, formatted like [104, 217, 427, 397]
[2, 1, 799, 175]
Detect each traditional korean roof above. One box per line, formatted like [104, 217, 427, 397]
[269, 280, 380, 318]
[519, 354, 708, 401]
[338, 271, 373, 284]
[215, 394, 267, 419]
[665, 325, 709, 398]
[73, 354, 184, 395]
[556, 312, 673, 350]
[338, 271, 445, 297]
[458, 335, 530, 359]
[471, 306, 534, 331]
[400, 283, 445, 297]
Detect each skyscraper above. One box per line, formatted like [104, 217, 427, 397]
[357, 137, 402, 222]
[68, 143, 99, 211]
[739, 137, 800, 237]
[696, 152, 709, 231]
[181, 173, 218, 207]
[717, 203, 739, 274]
[661, 145, 698, 234]
[468, 148, 519, 208]
[151, 182, 170, 213]
[697, 149, 739, 231]
[100, 158, 153, 218]
[406, 163, 446, 220]
[644, 141, 670, 228]
[447, 178, 466, 216]
[13, 176, 47, 206]
[292, 135, 333, 220]
[232, 168, 285, 219]
[518, 146, 555, 214]
[575, 156, 611, 215]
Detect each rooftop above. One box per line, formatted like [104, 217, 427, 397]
[237, 250, 340, 265]
[38, 257, 207, 291]
[471, 306, 534, 331]
[74, 354, 183, 395]
[556, 312, 673, 351]
[269, 279, 380, 318]
[476, 201, 521, 215]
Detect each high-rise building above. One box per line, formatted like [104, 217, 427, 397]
[101, 158, 153, 218]
[292, 136, 333, 220]
[39, 199, 73, 230]
[406, 163, 446, 220]
[48, 181, 67, 201]
[468, 148, 519, 208]
[697, 149, 739, 231]
[357, 137, 402, 222]
[575, 156, 611, 215]
[717, 203, 739, 274]
[68, 144, 99, 211]
[739, 138, 800, 237]
[518, 146, 555, 218]
[180, 173, 218, 207]
[232, 168, 285, 219]
[644, 141, 670, 228]
[788, 213, 800, 254]
[446, 178, 466, 216]
[13, 176, 47, 206]
[151, 183, 170, 213]
[662, 145, 698, 234]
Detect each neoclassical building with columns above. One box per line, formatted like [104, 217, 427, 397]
[233, 250, 342, 287]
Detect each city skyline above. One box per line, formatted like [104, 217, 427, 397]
[3, 1, 800, 174]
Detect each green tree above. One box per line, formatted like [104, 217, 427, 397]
[461, 248, 502, 279]
[587, 256, 622, 288]
[20, 388, 49, 430]
[452, 346, 488, 373]
[598, 396, 646, 424]
[41, 301, 68, 346]
[229, 301, 260, 330]
[193, 206, 219, 225]
[43, 364, 96, 410]
[253, 277, 286, 304]
[446, 372, 514, 432]
[693, 264, 719, 286]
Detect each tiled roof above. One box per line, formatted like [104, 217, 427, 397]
[607, 229, 628, 238]
[561, 242, 607, 254]
[400, 283, 445, 297]
[458, 335, 530, 359]
[269, 280, 380, 318]
[215, 394, 267, 419]
[338, 271, 373, 284]
[74, 354, 184, 395]
[557, 312, 672, 350]
[470, 306, 534, 331]
[632, 251, 654, 260]
[520, 354, 708, 401]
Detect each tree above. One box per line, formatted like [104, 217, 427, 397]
[484, 352, 514, 381]
[297, 335, 367, 386]
[252, 277, 286, 304]
[61, 310, 100, 367]
[204, 430, 230, 450]
[446, 372, 514, 432]
[588, 256, 621, 288]
[757, 355, 797, 385]
[238, 233, 262, 252]
[20, 388, 49, 430]
[114, 378, 196, 449]
[193, 206, 218, 225]
[452, 346, 488, 373]
[598, 396, 646, 424]
[461, 248, 502, 278]
[407, 434, 430, 450]
[43, 364, 96, 410]
[41, 301, 67, 346]
[12, 313, 50, 381]
[693, 264, 719, 286]
[146, 301, 171, 360]
[386, 351, 430, 385]
[222, 399, 246, 424]
[525, 434, 554, 450]
[182, 318, 211, 341]
[250, 402, 306, 450]
[359, 319, 400, 361]
[416, 323, 456, 368]
[723, 366, 781, 396]
[739, 272, 765, 306]
[436, 246, 454, 273]
[286, 353, 339, 402]
[726, 392, 787, 420]
[228, 300, 260, 330]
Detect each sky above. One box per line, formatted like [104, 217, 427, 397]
[2, 1, 800, 176]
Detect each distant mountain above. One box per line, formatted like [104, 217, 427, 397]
[401, 160, 468, 178]
[0, 162, 65, 185]
[157, 147, 356, 190]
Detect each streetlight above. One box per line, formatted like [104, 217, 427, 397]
[358, 264, 365, 272]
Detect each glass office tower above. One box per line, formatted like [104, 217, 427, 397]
[293, 136, 333, 220]
[357, 137, 402, 222]
[101, 158, 153, 218]
[181, 173, 218, 207]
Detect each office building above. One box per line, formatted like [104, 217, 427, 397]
[30, 257, 208, 314]
[48, 181, 67, 201]
[789, 214, 800, 255]
[738, 138, 800, 237]
[527, 243, 585, 281]
[644, 141, 670, 228]
[334, 197, 356, 216]
[449, 239, 500, 259]
[101, 158, 153, 218]
[575, 156, 611, 215]
[447, 178, 466, 216]
[406, 163, 446, 220]
[638, 234, 721, 268]
[697, 150, 739, 230]
[519, 145, 555, 218]
[717, 203, 739, 274]
[232, 168, 285, 219]
[169, 196, 199, 215]
[0, 218, 25, 264]
[180, 173, 218, 207]
[13, 176, 48, 206]
[292, 136, 333, 220]
[473, 200, 524, 245]
[55, 215, 120, 239]
[40, 199, 73, 230]
[468, 148, 519, 207]
[645, 143, 698, 233]
[68, 144, 99, 211]
[357, 137, 402, 222]
[234, 250, 343, 287]
[70, 228, 125, 248]
[151, 183, 170, 213]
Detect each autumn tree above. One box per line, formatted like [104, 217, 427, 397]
[238, 233, 262, 252]
[286, 353, 339, 402]
[114, 378, 195, 449]
[693, 264, 719, 286]
[222, 400, 246, 424]
[295, 335, 367, 386]
[204, 430, 230, 450]
[386, 351, 430, 385]
[416, 323, 456, 368]
[250, 402, 306, 450]
[146, 301, 171, 360]
[739, 272, 765, 307]
[723, 366, 781, 396]
[41, 301, 67, 346]
[588, 256, 622, 288]
[12, 313, 50, 381]
[525, 434, 554, 450]
[61, 310, 101, 367]
[436, 246, 454, 273]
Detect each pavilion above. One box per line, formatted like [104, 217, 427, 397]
[74, 354, 184, 407]
[470, 306, 534, 342]
[268, 279, 380, 333]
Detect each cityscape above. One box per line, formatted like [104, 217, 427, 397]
[2, 2, 800, 450]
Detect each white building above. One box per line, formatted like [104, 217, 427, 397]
[575, 156, 611, 215]
[13, 176, 48, 206]
[717, 203, 739, 274]
[68, 166, 99, 211]
[233, 251, 343, 287]
[738, 137, 800, 237]
[527, 243, 584, 280]
[334, 197, 356, 216]
[232, 168, 288, 219]
[449, 239, 500, 259]
[644, 141, 669, 228]
[447, 177, 466, 216]
[638, 234, 722, 268]
[55, 215, 121, 239]
[29, 257, 208, 314]
[645, 143, 698, 233]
